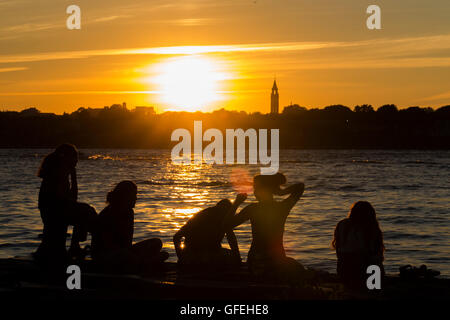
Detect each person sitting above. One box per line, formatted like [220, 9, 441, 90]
[332, 201, 385, 289]
[35, 144, 97, 266]
[173, 194, 247, 268]
[91, 181, 168, 274]
[228, 173, 309, 283]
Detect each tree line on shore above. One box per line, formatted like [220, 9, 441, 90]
[1, 103, 449, 149]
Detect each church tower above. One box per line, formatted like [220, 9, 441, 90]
[270, 79, 279, 114]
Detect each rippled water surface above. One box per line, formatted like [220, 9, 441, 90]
[0, 149, 449, 276]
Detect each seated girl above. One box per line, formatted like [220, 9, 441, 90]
[332, 201, 385, 289]
[228, 173, 310, 283]
[173, 194, 247, 269]
[91, 181, 168, 274]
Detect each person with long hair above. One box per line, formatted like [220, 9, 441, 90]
[91, 181, 169, 274]
[332, 201, 385, 288]
[35, 144, 97, 265]
[228, 173, 309, 283]
[173, 193, 247, 268]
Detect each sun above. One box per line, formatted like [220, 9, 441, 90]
[151, 55, 229, 111]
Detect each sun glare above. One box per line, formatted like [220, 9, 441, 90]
[151, 55, 229, 111]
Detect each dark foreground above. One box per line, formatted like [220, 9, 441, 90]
[0, 258, 449, 300]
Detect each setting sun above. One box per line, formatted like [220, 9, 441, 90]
[151, 55, 230, 111]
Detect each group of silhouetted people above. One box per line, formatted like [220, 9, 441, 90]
[34, 144, 385, 289]
[34, 144, 168, 274]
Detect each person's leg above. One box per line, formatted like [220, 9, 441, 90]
[276, 257, 316, 285]
[132, 238, 163, 255]
[177, 247, 196, 266]
[65, 202, 97, 256]
[132, 238, 169, 261]
[131, 238, 169, 271]
[97, 249, 139, 274]
[217, 248, 241, 267]
[247, 251, 268, 279]
[35, 207, 68, 265]
[341, 254, 366, 289]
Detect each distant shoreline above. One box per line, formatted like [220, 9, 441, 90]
[2, 105, 450, 149]
[2, 147, 450, 150]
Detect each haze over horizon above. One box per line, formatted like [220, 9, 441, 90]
[1, 0, 449, 114]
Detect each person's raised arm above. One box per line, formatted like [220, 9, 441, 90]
[218, 194, 246, 262]
[223, 193, 253, 229]
[276, 182, 305, 212]
[230, 193, 247, 214]
[228, 203, 254, 230]
[222, 193, 246, 228]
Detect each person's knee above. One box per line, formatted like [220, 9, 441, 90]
[75, 203, 97, 228]
[159, 250, 169, 262]
[286, 257, 304, 269]
[150, 238, 163, 250]
[79, 203, 97, 216]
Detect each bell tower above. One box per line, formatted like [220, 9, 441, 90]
[270, 79, 279, 114]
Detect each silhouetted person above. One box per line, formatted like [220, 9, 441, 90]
[173, 194, 247, 268]
[332, 201, 385, 289]
[91, 181, 168, 274]
[35, 144, 97, 265]
[229, 173, 309, 283]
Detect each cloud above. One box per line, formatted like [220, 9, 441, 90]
[0, 22, 61, 40]
[0, 90, 160, 96]
[1, 23, 57, 33]
[0, 42, 330, 63]
[0, 34, 449, 70]
[92, 15, 130, 23]
[421, 91, 450, 102]
[0, 67, 27, 73]
[0, 14, 131, 40]
[162, 18, 215, 26]
[0, 89, 268, 96]
[0, 0, 24, 7]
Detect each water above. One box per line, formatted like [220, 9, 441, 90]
[0, 149, 449, 277]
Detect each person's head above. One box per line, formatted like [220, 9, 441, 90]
[215, 199, 232, 217]
[55, 143, 78, 170]
[106, 181, 137, 209]
[347, 201, 377, 225]
[38, 143, 78, 178]
[332, 201, 384, 254]
[253, 173, 286, 202]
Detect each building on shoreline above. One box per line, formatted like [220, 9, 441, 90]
[271, 79, 279, 114]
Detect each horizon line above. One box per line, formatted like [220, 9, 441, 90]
[2, 103, 449, 116]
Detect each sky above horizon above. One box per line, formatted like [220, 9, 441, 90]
[0, 0, 449, 114]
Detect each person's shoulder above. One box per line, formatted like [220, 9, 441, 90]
[98, 205, 112, 219]
[183, 208, 206, 227]
[191, 207, 209, 221]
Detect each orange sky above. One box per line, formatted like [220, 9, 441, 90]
[0, 0, 449, 113]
